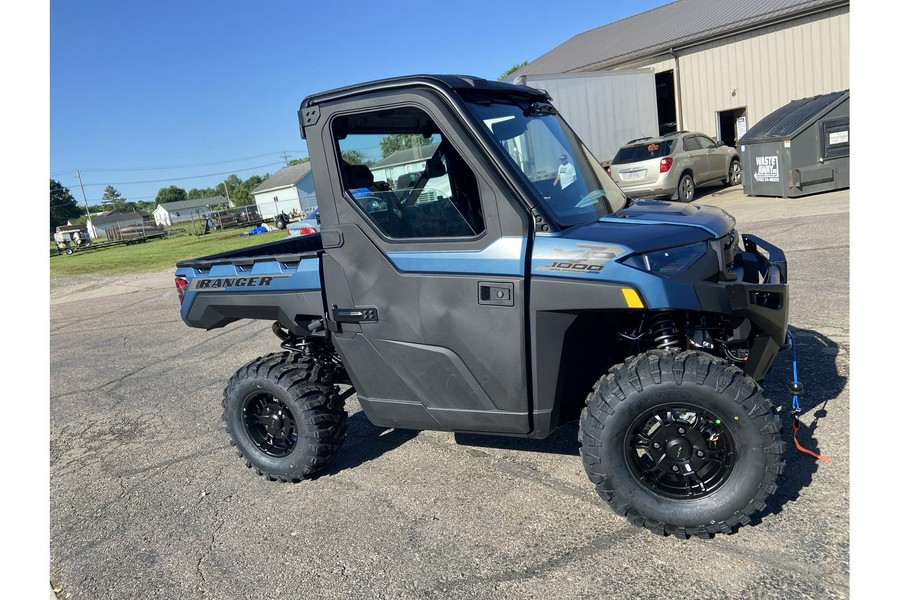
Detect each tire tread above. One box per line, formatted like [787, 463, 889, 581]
[579, 349, 784, 539]
[222, 352, 347, 483]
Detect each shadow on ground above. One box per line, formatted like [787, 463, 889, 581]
[758, 326, 846, 520]
[319, 412, 419, 477]
[320, 325, 845, 525]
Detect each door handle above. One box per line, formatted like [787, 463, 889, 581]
[478, 282, 514, 306]
[332, 306, 379, 323]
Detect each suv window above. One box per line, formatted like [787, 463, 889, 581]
[613, 140, 675, 164]
[682, 136, 701, 151]
[696, 135, 718, 149]
[332, 106, 484, 239]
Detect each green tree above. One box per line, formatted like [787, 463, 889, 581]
[498, 61, 528, 81]
[341, 149, 369, 165]
[130, 200, 155, 212]
[101, 185, 127, 212]
[187, 187, 217, 200]
[232, 175, 265, 207]
[287, 157, 310, 167]
[217, 174, 243, 201]
[379, 134, 431, 159]
[155, 185, 187, 205]
[50, 179, 84, 233]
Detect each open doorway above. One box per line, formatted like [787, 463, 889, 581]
[717, 107, 747, 147]
[655, 70, 677, 135]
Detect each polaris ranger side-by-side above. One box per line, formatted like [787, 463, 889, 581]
[175, 75, 789, 538]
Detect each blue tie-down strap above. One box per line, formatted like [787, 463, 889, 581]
[786, 329, 831, 462]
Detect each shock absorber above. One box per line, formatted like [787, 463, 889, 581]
[649, 312, 681, 350]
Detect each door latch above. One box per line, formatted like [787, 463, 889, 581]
[327, 305, 379, 333]
[478, 282, 514, 306]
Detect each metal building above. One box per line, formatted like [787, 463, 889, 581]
[508, 0, 849, 160]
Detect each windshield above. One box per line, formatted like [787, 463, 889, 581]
[465, 97, 627, 227]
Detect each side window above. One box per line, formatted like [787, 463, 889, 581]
[697, 136, 717, 149]
[332, 106, 485, 239]
[682, 136, 700, 151]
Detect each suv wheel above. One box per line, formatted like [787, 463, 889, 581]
[676, 173, 695, 202]
[727, 160, 742, 186]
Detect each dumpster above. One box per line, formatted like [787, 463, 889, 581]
[740, 90, 849, 197]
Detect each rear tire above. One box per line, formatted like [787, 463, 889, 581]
[726, 159, 742, 186]
[579, 350, 784, 539]
[222, 352, 347, 482]
[676, 173, 695, 202]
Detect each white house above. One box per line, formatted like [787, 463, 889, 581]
[369, 142, 451, 200]
[251, 163, 316, 219]
[86, 210, 148, 239]
[369, 142, 440, 189]
[153, 196, 228, 227]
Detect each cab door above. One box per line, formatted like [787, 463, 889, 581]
[312, 92, 532, 434]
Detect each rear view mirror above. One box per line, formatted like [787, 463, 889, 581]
[490, 117, 528, 141]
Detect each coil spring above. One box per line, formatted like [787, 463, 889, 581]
[650, 313, 681, 350]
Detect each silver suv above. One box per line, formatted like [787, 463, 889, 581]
[608, 132, 741, 202]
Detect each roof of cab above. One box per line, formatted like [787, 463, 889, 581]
[299, 74, 550, 109]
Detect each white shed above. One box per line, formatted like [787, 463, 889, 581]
[251, 163, 316, 219]
[153, 196, 226, 226]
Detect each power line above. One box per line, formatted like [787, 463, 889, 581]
[50, 150, 308, 177]
[69, 161, 284, 188]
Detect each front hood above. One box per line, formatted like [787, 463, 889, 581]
[546, 200, 736, 258]
[601, 199, 736, 238]
[532, 200, 737, 284]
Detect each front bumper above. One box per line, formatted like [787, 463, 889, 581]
[694, 233, 789, 381]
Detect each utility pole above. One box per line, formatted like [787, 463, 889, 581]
[76, 170, 93, 239]
[76, 169, 91, 219]
[282, 151, 290, 166]
[223, 180, 231, 205]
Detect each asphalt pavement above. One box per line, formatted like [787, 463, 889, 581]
[49, 185, 852, 599]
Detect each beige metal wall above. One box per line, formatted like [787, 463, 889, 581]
[612, 5, 849, 138]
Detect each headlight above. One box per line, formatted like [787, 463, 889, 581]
[622, 241, 708, 275]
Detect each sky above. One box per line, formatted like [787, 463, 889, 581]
[48, 0, 674, 207]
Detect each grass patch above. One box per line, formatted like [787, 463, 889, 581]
[49, 227, 288, 277]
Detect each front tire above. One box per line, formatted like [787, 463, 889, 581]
[676, 173, 695, 202]
[222, 352, 347, 482]
[579, 350, 784, 539]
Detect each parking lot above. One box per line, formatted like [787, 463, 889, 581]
[49, 185, 851, 599]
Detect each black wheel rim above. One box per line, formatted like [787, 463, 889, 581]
[242, 392, 298, 457]
[625, 404, 735, 499]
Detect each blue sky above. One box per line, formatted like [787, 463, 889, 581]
[48, 0, 674, 205]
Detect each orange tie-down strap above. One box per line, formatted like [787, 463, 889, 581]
[792, 415, 831, 462]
